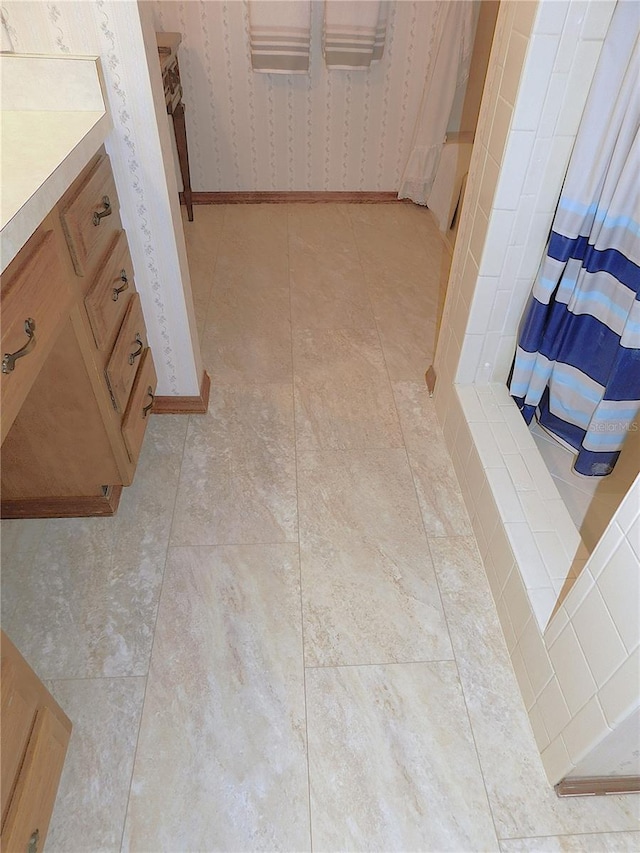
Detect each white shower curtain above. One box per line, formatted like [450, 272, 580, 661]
[398, 1, 476, 205]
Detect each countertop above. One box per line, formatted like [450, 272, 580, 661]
[1, 54, 112, 272]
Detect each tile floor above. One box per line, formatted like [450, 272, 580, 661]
[2, 204, 639, 852]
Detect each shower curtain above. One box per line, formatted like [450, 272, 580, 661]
[397, 0, 476, 205]
[509, 2, 640, 477]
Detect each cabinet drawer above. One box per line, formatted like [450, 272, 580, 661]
[1, 227, 73, 443]
[105, 294, 148, 413]
[1, 653, 39, 827]
[85, 231, 134, 351]
[58, 153, 119, 277]
[1, 707, 70, 853]
[122, 348, 157, 463]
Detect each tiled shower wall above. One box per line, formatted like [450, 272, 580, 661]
[433, 0, 640, 783]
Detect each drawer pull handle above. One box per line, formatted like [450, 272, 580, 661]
[143, 386, 154, 418]
[2, 318, 37, 374]
[128, 333, 144, 365]
[113, 269, 130, 302]
[92, 195, 112, 226]
[28, 828, 39, 853]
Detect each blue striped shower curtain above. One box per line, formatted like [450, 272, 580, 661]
[509, 3, 640, 477]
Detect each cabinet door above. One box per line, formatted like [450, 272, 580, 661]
[121, 347, 157, 463]
[0, 632, 71, 852]
[1, 226, 73, 443]
[105, 294, 148, 414]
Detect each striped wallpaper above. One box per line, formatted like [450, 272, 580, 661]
[153, 0, 443, 192]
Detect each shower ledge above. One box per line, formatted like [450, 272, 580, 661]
[453, 382, 589, 631]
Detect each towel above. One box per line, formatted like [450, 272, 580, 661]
[248, 1, 311, 74]
[323, 1, 389, 70]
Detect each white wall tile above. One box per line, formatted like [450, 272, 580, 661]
[529, 587, 557, 628]
[470, 422, 504, 468]
[496, 593, 518, 652]
[549, 623, 597, 715]
[494, 132, 536, 208]
[597, 539, 640, 652]
[599, 646, 640, 727]
[528, 702, 551, 751]
[562, 695, 610, 765]
[519, 490, 554, 532]
[467, 277, 499, 335]
[469, 207, 489, 268]
[504, 454, 535, 491]
[520, 617, 554, 697]
[480, 211, 516, 277]
[580, 0, 616, 39]
[538, 72, 570, 137]
[572, 587, 628, 687]
[489, 522, 516, 592]
[518, 211, 555, 279]
[489, 289, 512, 333]
[534, 531, 571, 581]
[512, 643, 536, 709]
[510, 194, 538, 246]
[492, 335, 518, 383]
[501, 30, 530, 106]
[556, 40, 605, 135]
[534, 0, 570, 35]
[488, 96, 514, 163]
[544, 603, 569, 647]
[503, 566, 533, 641]
[522, 448, 561, 499]
[541, 735, 574, 784]
[478, 152, 500, 216]
[493, 423, 519, 461]
[554, 3, 586, 72]
[457, 385, 484, 423]
[537, 675, 572, 741]
[505, 522, 551, 589]
[584, 517, 624, 578]
[457, 334, 485, 384]
[512, 35, 560, 130]
[488, 469, 527, 523]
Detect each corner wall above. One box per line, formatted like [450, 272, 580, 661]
[1, 0, 202, 397]
[433, 0, 640, 784]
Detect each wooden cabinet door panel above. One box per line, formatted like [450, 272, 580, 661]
[105, 294, 148, 414]
[1, 226, 73, 443]
[121, 348, 157, 463]
[84, 231, 133, 352]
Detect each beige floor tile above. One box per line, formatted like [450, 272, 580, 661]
[288, 202, 354, 252]
[500, 832, 640, 852]
[297, 448, 427, 552]
[122, 545, 310, 853]
[289, 244, 375, 331]
[182, 205, 225, 330]
[394, 381, 473, 536]
[293, 327, 403, 451]
[200, 280, 293, 384]
[46, 677, 145, 853]
[306, 661, 499, 852]
[170, 384, 297, 546]
[216, 203, 289, 265]
[429, 536, 640, 839]
[1, 417, 187, 679]
[302, 536, 452, 667]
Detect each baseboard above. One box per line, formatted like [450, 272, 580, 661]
[152, 370, 210, 415]
[1, 485, 123, 519]
[555, 776, 640, 797]
[180, 191, 406, 205]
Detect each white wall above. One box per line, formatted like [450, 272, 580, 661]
[1, 0, 202, 397]
[153, 0, 445, 191]
[433, 0, 640, 785]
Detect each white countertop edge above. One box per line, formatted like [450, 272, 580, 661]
[1, 111, 112, 273]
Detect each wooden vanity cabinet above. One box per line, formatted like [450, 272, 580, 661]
[1, 149, 157, 518]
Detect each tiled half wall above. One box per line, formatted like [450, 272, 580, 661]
[433, 0, 639, 784]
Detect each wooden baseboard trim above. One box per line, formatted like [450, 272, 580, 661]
[555, 776, 640, 797]
[152, 370, 210, 415]
[181, 191, 406, 205]
[1, 485, 123, 519]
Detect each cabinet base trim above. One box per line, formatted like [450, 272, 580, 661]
[152, 370, 210, 414]
[555, 776, 640, 797]
[1, 485, 123, 519]
[181, 191, 406, 205]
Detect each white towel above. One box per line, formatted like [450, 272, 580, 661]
[323, 1, 389, 70]
[248, 1, 311, 74]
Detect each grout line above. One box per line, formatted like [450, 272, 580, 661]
[117, 333, 195, 852]
[304, 657, 456, 670]
[287, 205, 315, 853]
